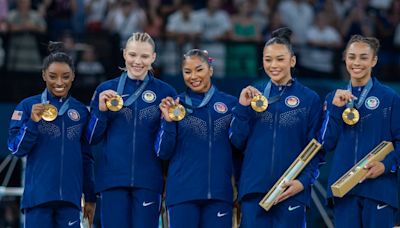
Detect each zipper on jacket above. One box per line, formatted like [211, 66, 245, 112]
[354, 127, 359, 165]
[270, 111, 278, 176]
[131, 102, 138, 186]
[207, 108, 212, 199]
[60, 119, 65, 200]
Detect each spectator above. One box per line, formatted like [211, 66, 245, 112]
[341, 0, 374, 42]
[39, 0, 77, 40]
[103, 0, 147, 48]
[166, 0, 201, 46]
[278, 0, 314, 45]
[84, 0, 109, 33]
[144, 0, 165, 40]
[196, 0, 232, 42]
[299, 10, 342, 78]
[229, 1, 261, 42]
[7, 0, 46, 72]
[195, 0, 232, 77]
[76, 45, 105, 86]
[227, 0, 261, 77]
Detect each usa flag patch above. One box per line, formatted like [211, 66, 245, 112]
[11, 110, 23, 121]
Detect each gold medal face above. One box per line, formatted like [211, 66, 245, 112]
[168, 104, 186, 121]
[251, 95, 268, 112]
[106, 95, 124, 112]
[42, 104, 58, 121]
[342, 108, 360, 125]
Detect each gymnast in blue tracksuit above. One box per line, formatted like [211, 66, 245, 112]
[155, 49, 238, 228]
[85, 32, 176, 228]
[320, 35, 400, 228]
[229, 27, 322, 228]
[7, 42, 96, 228]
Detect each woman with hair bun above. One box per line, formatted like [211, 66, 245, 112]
[155, 49, 238, 227]
[229, 27, 323, 227]
[7, 41, 96, 228]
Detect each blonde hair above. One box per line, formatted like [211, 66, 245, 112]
[125, 32, 155, 51]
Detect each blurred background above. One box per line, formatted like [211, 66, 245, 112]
[0, 0, 400, 227]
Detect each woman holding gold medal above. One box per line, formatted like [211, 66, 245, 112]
[7, 42, 96, 227]
[86, 32, 176, 227]
[320, 35, 400, 228]
[155, 49, 238, 227]
[229, 27, 322, 228]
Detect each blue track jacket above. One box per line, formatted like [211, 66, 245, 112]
[8, 92, 95, 210]
[229, 79, 323, 205]
[155, 87, 238, 206]
[86, 73, 176, 193]
[321, 77, 400, 208]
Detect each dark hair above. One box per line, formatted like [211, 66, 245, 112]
[42, 41, 75, 71]
[344, 34, 380, 57]
[264, 27, 294, 55]
[182, 49, 213, 66]
[125, 32, 155, 51]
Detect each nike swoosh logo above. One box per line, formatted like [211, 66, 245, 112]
[142, 201, 155, 207]
[288, 205, 301, 211]
[68, 220, 79, 226]
[377, 204, 388, 210]
[217, 212, 228, 217]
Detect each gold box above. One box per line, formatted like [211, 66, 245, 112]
[331, 141, 394, 198]
[259, 139, 322, 211]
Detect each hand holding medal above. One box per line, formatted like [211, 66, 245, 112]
[31, 103, 58, 122]
[160, 97, 185, 122]
[333, 89, 359, 125]
[99, 90, 123, 112]
[239, 86, 268, 112]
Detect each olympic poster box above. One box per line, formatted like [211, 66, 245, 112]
[331, 141, 394, 198]
[259, 139, 322, 211]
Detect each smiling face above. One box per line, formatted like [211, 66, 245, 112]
[182, 56, 213, 93]
[263, 43, 295, 85]
[345, 41, 377, 86]
[123, 40, 156, 80]
[42, 62, 75, 98]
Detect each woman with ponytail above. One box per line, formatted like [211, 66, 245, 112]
[321, 35, 400, 228]
[229, 27, 323, 227]
[7, 41, 96, 228]
[86, 32, 176, 227]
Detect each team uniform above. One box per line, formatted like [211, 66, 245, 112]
[8, 90, 95, 228]
[86, 72, 176, 228]
[320, 77, 400, 228]
[229, 79, 322, 228]
[154, 86, 238, 228]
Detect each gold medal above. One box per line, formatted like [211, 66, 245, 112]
[106, 95, 124, 112]
[251, 95, 268, 112]
[42, 104, 58, 121]
[342, 107, 360, 125]
[168, 104, 186, 121]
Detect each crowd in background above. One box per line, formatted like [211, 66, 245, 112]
[0, 0, 399, 85]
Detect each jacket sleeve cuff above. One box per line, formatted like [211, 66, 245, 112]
[329, 105, 345, 121]
[234, 104, 252, 120]
[297, 173, 311, 189]
[94, 109, 108, 122]
[382, 156, 396, 174]
[161, 120, 176, 133]
[25, 119, 39, 134]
